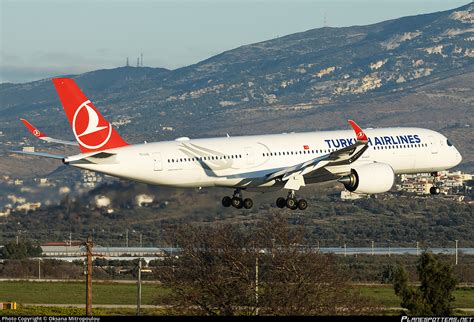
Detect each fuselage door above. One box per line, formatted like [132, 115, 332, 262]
[244, 147, 255, 165]
[428, 136, 438, 154]
[153, 152, 163, 171]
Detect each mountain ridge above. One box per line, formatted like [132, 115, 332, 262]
[0, 3, 472, 178]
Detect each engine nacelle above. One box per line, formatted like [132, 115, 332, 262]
[339, 162, 395, 194]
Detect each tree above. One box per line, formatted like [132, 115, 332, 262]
[0, 239, 42, 259]
[393, 252, 458, 315]
[156, 215, 374, 315]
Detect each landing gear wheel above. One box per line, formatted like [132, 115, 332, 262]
[286, 198, 297, 209]
[222, 196, 232, 207]
[232, 197, 243, 209]
[276, 197, 286, 208]
[243, 198, 253, 209]
[430, 186, 440, 195]
[297, 199, 308, 210]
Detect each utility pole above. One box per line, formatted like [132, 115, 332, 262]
[371, 240, 374, 256]
[455, 240, 458, 265]
[38, 258, 41, 280]
[255, 250, 259, 316]
[416, 241, 419, 256]
[137, 258, 142, 316]
[84, 235, 94, 316]
[344, 243, 347, 257]
[140, 233, 143, 248]
[126, 229, 129, 248]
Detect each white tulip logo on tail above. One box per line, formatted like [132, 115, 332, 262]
[72, 100, 112, 150]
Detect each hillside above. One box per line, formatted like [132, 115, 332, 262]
[0, 3, 473, 179]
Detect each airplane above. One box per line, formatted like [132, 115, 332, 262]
[12, 78, 463, 210]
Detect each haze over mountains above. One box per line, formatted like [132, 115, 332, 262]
[0, 3, 473, 179]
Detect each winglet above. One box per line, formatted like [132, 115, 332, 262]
[348, 120, 368, 142]
[21, 118, 45, 138]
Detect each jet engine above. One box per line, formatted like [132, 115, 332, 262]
[338, 162, 395, 194]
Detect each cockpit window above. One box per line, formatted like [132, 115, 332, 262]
[447, 140, 453, 147]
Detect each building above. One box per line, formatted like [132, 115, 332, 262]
[15, 202, 41, 212]
[81, 170, 103, 188]
[136, 194, 154, 207]
[40, 244, 168, 258]
[399, 170, 472, 195]
[340, 190, 369, 200]
[95, 195, 111, 208]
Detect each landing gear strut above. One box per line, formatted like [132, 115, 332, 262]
[430, 172, 441, 195]
[276, 190, 308, 210]
[222, 189, 253, 209]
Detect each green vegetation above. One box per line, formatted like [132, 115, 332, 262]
[358, 286, 474, 309]
[0, 281, 472, 316]
[155, 217, 375, 315]
[0, 240, 42, 259]
[0, 281, 168, 305]
[1, 182, 472, 248]
[0, 306, 165, 316]
[393, 252, 458, 315]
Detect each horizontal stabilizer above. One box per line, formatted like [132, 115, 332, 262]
[9, 150, 65, 160]
[21, 118, 78, 146]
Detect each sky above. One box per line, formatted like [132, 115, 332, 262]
[0, 0, 469, 83]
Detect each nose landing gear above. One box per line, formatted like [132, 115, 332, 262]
[430, 186, 440, 195]
[222, 189, 253, 209]
[276, 190, 308, 210]
[430, 172, 441, 195]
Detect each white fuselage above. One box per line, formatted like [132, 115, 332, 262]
[70, 127, 462, 190]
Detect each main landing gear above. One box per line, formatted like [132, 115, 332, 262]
[430, 172, 441, 195]
[276, 190, 308, 210]
[222, 189, 253, 209]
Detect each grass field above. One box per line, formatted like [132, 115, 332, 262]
[357, 285, 474, 308]
[0, 281, 168, 305]
[0, 281, 473, 312]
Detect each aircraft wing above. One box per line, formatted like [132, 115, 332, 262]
[21, 118, 78, 146]
[261, 120, 369, 190]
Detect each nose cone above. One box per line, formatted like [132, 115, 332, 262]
[455, 149, 462, 166]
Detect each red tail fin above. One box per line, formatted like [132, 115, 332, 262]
[52, 78, 128, 153]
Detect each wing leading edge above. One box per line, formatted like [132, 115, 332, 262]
[261, 120, 369, 190]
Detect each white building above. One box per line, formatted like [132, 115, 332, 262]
[340, 190, 369, 200]
[95, 195, 111, 208]
[136, 194, 154, 207]
[16, 202, 41, 212]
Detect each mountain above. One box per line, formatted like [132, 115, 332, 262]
[0, 3, 473, 179]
